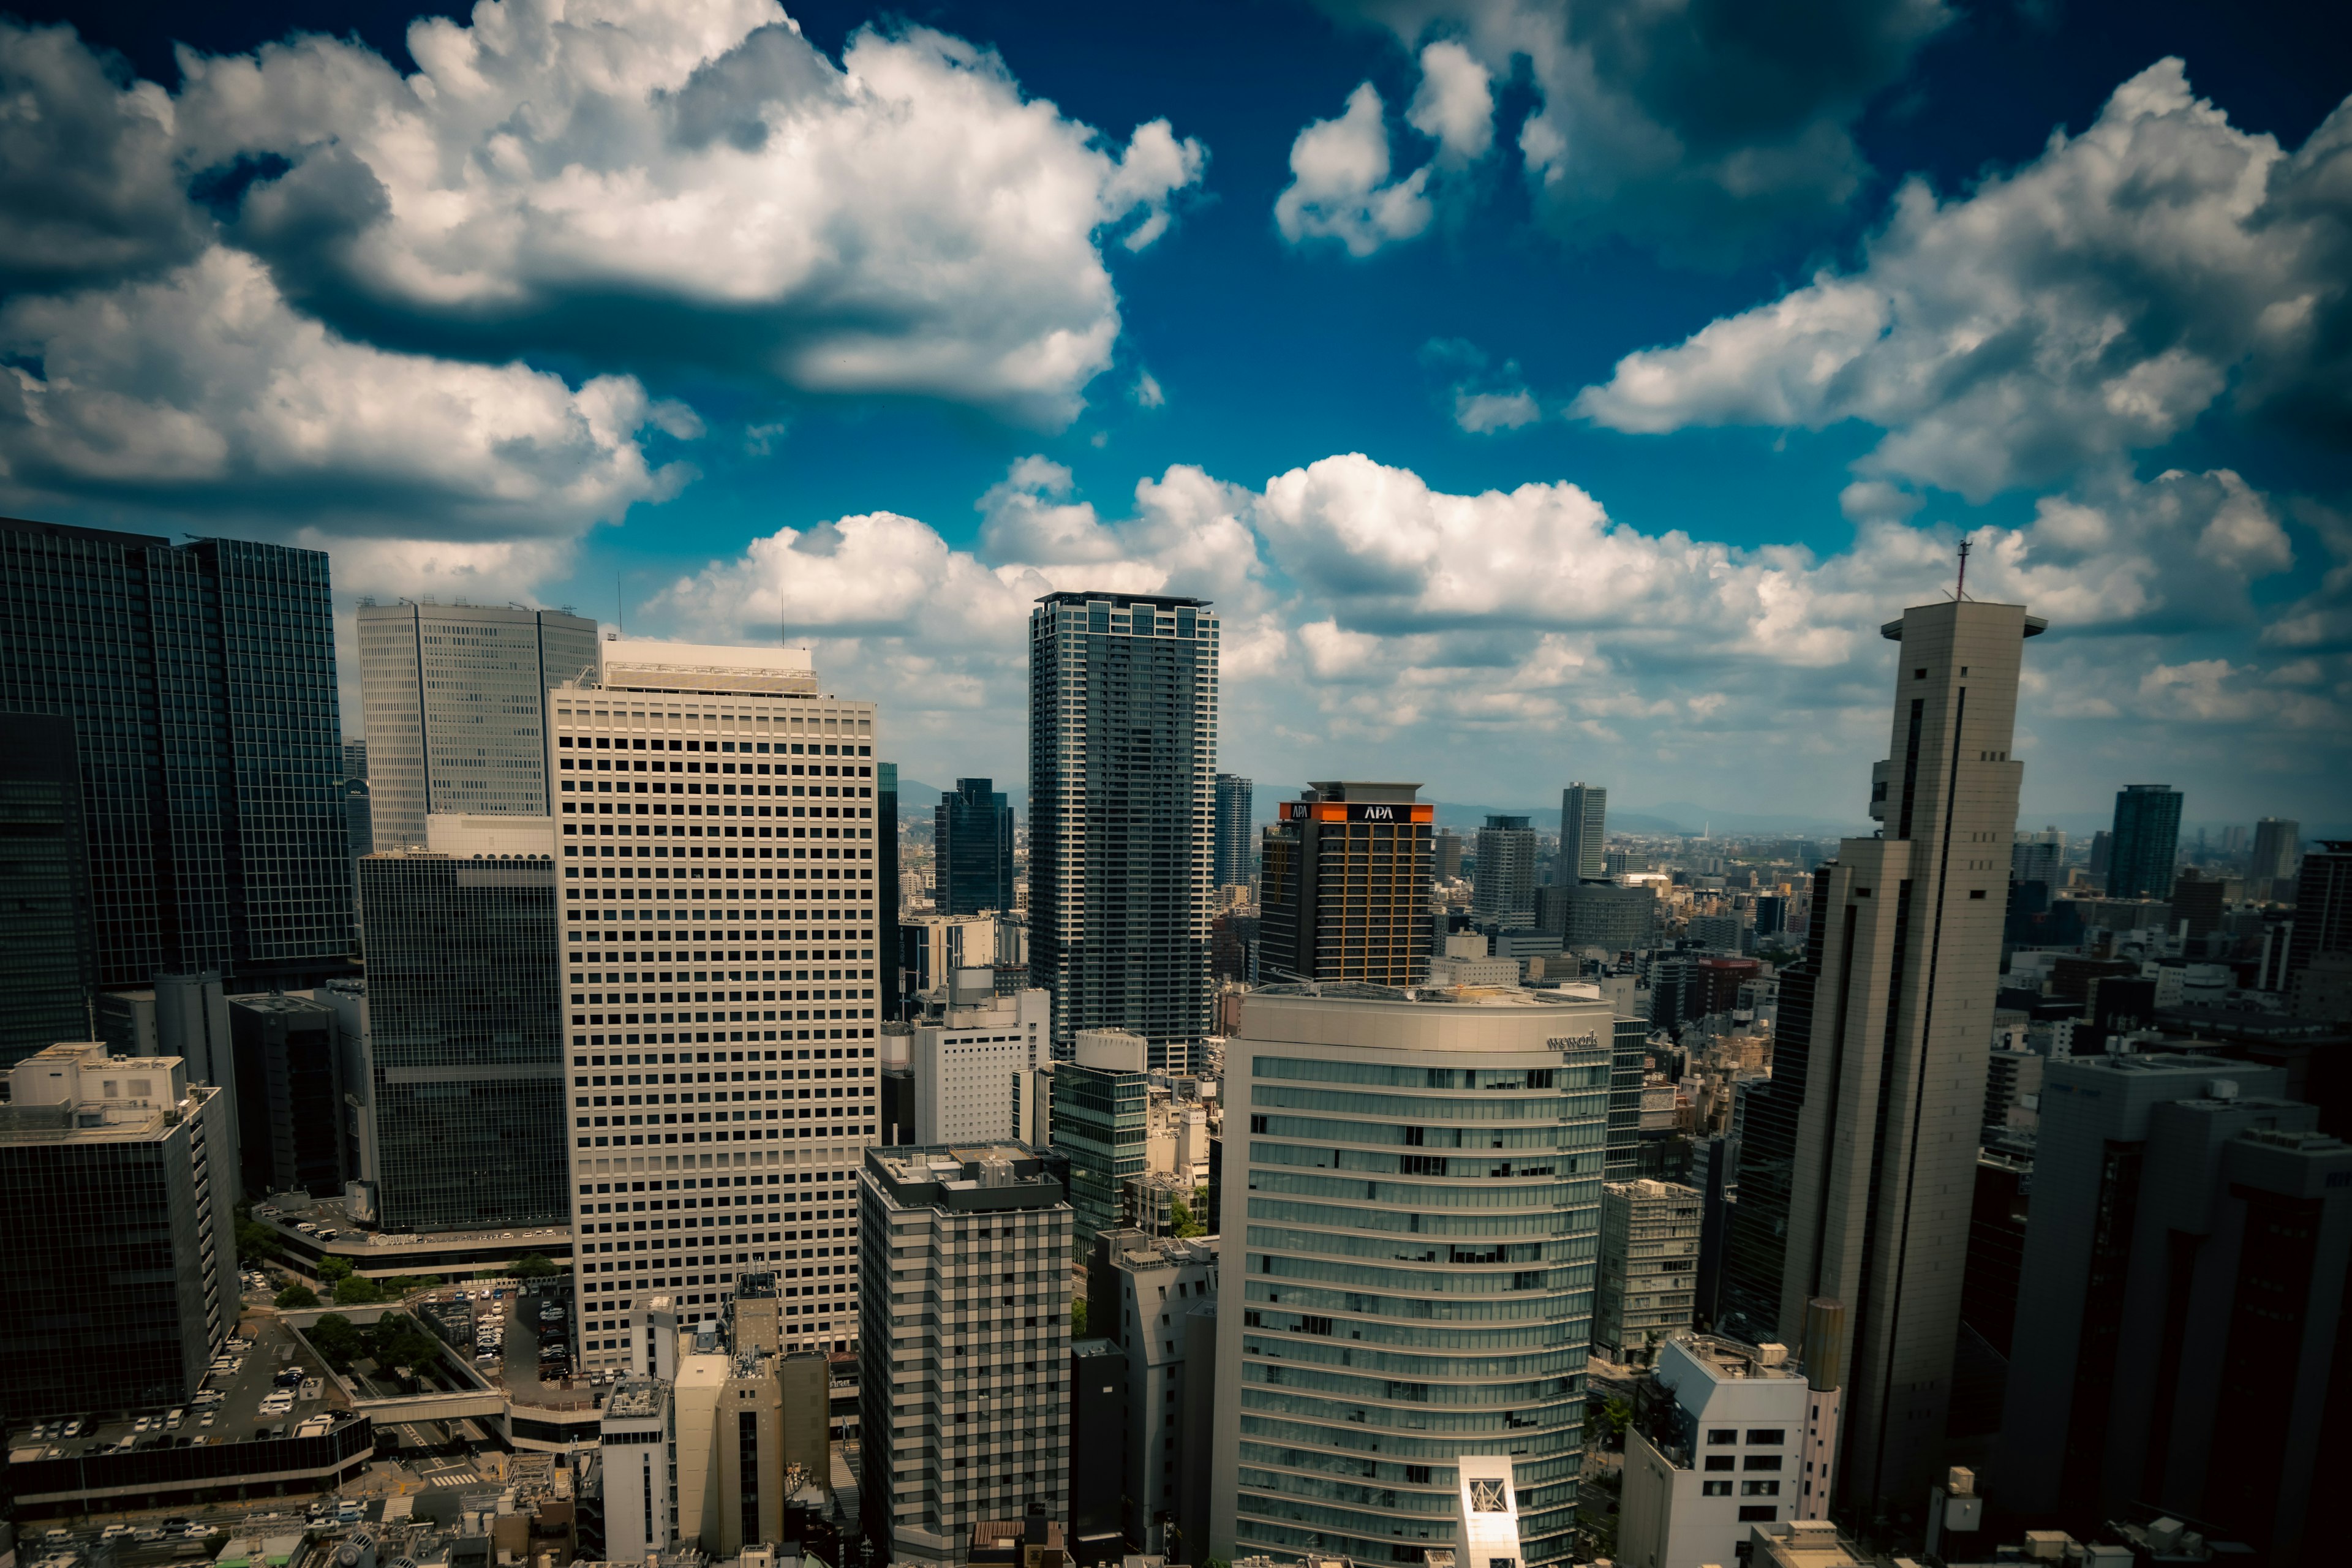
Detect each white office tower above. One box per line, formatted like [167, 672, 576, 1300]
[596, 1375, 675, 1563]
[858, 1145, 1075, 1563]
[1028, 592, 1219, 1073]
[1208, 984, 1613, 1567]
[1776, 598, 2042, 1514]
[556, 640, 884, 1370]
[357, 599, 600, 848]
[1618, 1332, 1826, 1567]
[912, 982, 1052, 1144]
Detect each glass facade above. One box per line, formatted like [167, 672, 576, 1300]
[227, 994, 347, 1199]
[0, 521, 353, 993]
[1215, 773, 1254, 891]
[0, 1084, 235, 1414]
[1052, 1060, 1148, 1245]
[356, 601, 599, 850]
[362, 854, 569, 1232]
[934, 777, 1014, 916]
[1226, 997, 1611, 1566]
[1029, 593, 1217, 1072]
[0, 714, 98, 1067]
[2106, 783, 2183, 901]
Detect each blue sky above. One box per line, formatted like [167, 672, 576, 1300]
[5, 0, 2349, 832]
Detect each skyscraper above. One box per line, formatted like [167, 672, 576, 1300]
[2283, 839, 2351, 1003]
[935, 777, 1016, 915]
[1776, 597, 2043, 1513]
[858, 1143, 1074, 1561]
[0, 519, 353, 992]
[1560, 782, 1607, 883]
[1256, 781, 1434, 983]
[1473, 813, 1537, 924]
[2010, 826, 2064, 889]
[1028, 592, 1218, 1072]
[2252, 816, 2301, 884]
[1214, 772, 1254, 892]
[0, 714, 97, 1066]
[357, 600, 600, 849]
[553, 641, 884, 1370]
[1208, 984, 1612, 1566]
[361, 816, 568, 1232]
[2106, 783, 2184, 901]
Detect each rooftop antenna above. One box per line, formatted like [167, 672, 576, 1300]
[1955, 536, 1973, 601]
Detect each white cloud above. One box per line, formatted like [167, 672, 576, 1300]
[1405, 40, 1493, 165]
[1274, 84, 1433, 256]
[15, 2, 1204, 426]
[1131, 370, 1166, 409]
[1575, 61, 2352, 496]
[1455, 388, 1540, 432]
[0, 247, 690, 535]
[1320, 0, 1950, 260]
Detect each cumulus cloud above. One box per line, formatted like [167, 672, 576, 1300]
[1575, 61, 2352, 494]
[8, 3, 1203, 426]
[1320, 0, 1948, 260]
[0, 248, 690, 534]
[1275, 84, 1434, 255]
[1405, 40, 1494, 165]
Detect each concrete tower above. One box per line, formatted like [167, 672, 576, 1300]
[1776, 597, 2044, 1513]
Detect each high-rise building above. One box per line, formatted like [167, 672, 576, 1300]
[552, 641, 884, 1371]
[2107, 783, 2184, 901]
[1052, 1028, 1150, 1246]
[1474, 813, 1538, 925]
[911, 987, 1052, 1145]
[343, 740, 369, 783]
[1257, 782, 1434, 984]
[360, 815, 568, 1232]
[2284, 839, 2351, 1001]
[1775, 597, 2042, 1514]
[1434, 830, 1464, 880]
[1561, 783, 1607, 884]
[1085, 1228, 1219, 1554]
[356, 600, 599, 849]
[0, 1044, 236, 1414]
[1563, 883, 1657, 952]
[937, 778, 1016, 916]
[2251, 817, 2300, 885]
[0, 714, 97, 1067]
[1214, 773, 1254, 892]
[1594, 1178, 1702, 1357]
[0, 519, 353, 992]
[1028, 592, 1218, 1072]
[227, 993, 347, 1200]
[2010, 826, 2064, 889]
[1996, 1054, 2346, 1559]
[1208, 984, 1613, 1566]
[857, 1143, 1074, 1563]
[879, 762, 902, 1018]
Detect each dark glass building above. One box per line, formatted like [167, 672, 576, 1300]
[0, 1045, 236, 1414]
[1257, 782, 1433, 984]
[361, 851, 568, 1231]
[0, 519, 354, 993]
[0, 714, 98, 1066]
[878, 761, 900, 1020]
[1605, 1014, 1647, 1179]
[2107, 782, 2184, 900]
[1213, 772, 1253, 892]
[933, 777, 1014, 916]
[1028, 593, 1217, 1072]
[228, 993, 348, 1199]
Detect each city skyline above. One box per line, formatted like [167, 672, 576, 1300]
[2, 2, 2345, 825]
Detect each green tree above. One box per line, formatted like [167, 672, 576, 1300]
[333, 1273, 383, 1305]
[275, 1283, 320, 1310]
[309, 1314, 363, 1371]
[317, 1256, 354, 1284]
[385, 1275, 442, 1295]
[1070, 1297, 1088, 1337]
[513, 1252, 559, 1280]
[367, 1313, 445, 1375]
[1170, 1198, 1206, 1240]
[236, 1218, 282, 1265]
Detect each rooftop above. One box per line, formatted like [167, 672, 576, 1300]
[1034, 591, 1210, 609]
[603, 1378, 668, 1421]
[1250, 982, 1591, 1008]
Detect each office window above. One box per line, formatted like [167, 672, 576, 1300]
[1704, 1456, 1735, 1472]
[1741, 1480, 1780, 1496]
[1743, 1455, 1782, 1471]
[1746, 1428, 1786, 1444]
[1707, 1428, 1738, 1444]
[1702, 1481, 1732, 1497]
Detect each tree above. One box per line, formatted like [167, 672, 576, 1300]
[367, 1313, 445, 1375]
[1171, 1196, 1206, 1239]
[309, 1314, 363, 1371]
[514, 1252, 559, 1280]
[1070, 1297, 1088, 1337]
[317, 1256, 353, 1283]
[275, 1283, 320, 1310]
[333, 1273, 383, 1305]
[385, 1275, 442, 1295]
[236, 1218, 282, 1265]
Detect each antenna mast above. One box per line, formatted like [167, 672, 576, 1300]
[1956, 537, 1972, 601]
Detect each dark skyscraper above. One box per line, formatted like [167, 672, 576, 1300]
[1214, 772, 1254, 891]
[361, 848, 568, 1232]
[1472, 813, 1537, 924]
[934, 777, 1014, 915]
[0, 519, 354, 993]
[1257, 782, 1433, 984]
[1028, 592, 1218, 1071]
[2107, 783, 2184, 900]
[0, 714, 98, 1065]
[2285, 839, 2351, 1001]
[1560, 781, 1607, 883]
[2252, 816, 2300, 885]
[878, 761, 901, 1020]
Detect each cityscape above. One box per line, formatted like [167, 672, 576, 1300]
[0, 6, 2347, 1568]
